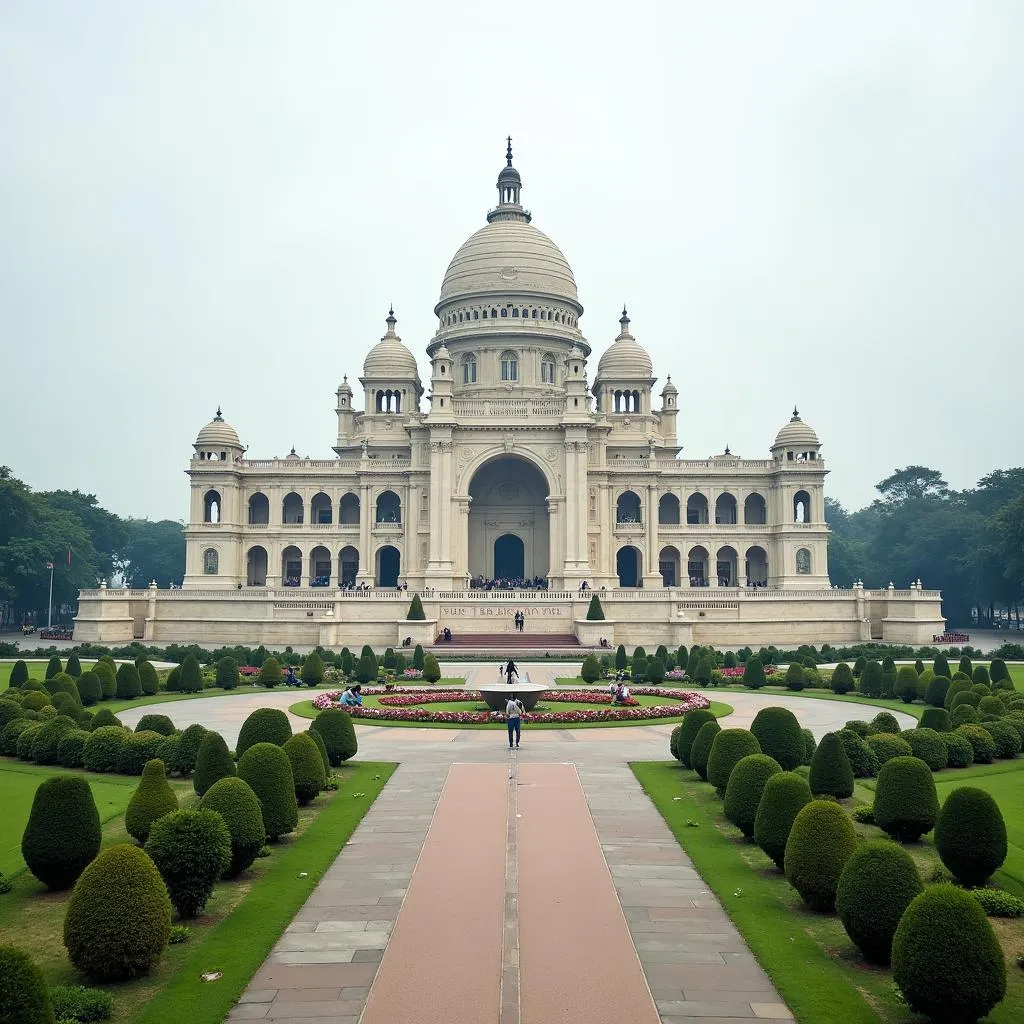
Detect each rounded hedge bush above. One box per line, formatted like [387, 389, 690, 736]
[76, 671, 102, 707]
[31, 715, 78, 765]
[753, 771, 812, 869]
[283, 732, 327, 805]
[669, 724, 683, 760]
[92, 661, 116, 700]
[2, 718, 32, 756]
[50, 692, 79, 721]
[941, 731, 975, 769]
[749, 707, 804, 771]
[156, 733, 181, 768]
[707, 729, 762, 794]
[165, 722, 207, 776]
[18, 722, 46, 760]
[900, 728, 948, 771]
[115, 663, 142, 700]
[178, 655, 204, 694]
[951, 704, 980, 727]
[924, 673, 950, 708]
[784, 799, 859, 911]
[830, 662, 854, 695]
[873, 756, 939, 841]
[984, 720, 1021, 759]
[935, 787, 1007, 887]
[21, 775, 101, 890]
[237, 742, 298, 840]
[82, 725, 130, 773]
[145, 808, 231, 918]
[0, 699, 23, 731]
[89, 707, 122, 731]
[870, 712, 902, 735]
[950, 690, 980, 712]
[117, 731, 166, 776]
[20, 691, 49, 713]
[137, 714, 176, 737]
[125, 759, 179, 845]
[809, 732, 854, 798]
[8, 660, 29, 687]
[892, 884, 1005, 1024]
[0, 945, 56, 1024]
[236, 708, 292, 758]
[690, 720, 721, 781]
[955, 724, 996, 764]
[138, 661, 160, 696]
[192, 731, 236, 797]
[919, 707, 951, 733]
[978, 695, 1004, 717]
[200, 776, 266, 878]
[55, 728, 90, 769]
[865, 733, 913, 767]
[723, 754, 782, 838]
[63, 842, 171, 981]
[675, 709, 717, 768]
[835, 839, 923, 965]
[309, 708, 358, 766]
[307, 727, 330, 774]
[801, 728, 817, 765]
[843, 720, 871, 738]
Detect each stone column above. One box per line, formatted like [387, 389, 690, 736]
[356, 480, 373, 585]
[453, 496, 472, 584]
[546, 496, 564, 590]
[643, 482, 663, 588]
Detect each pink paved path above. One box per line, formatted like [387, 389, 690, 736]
[360, 763, 508, 1024]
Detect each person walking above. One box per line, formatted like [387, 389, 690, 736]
[506, 658, 518, 684]
[506, 693, 524, 748]
[498, 662, 505, 681]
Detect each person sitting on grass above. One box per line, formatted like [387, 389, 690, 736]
[612, 682, 630, 705]
[341, 684, 363, 707]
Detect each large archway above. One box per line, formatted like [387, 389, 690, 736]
[246, 546, 268, 586]
[467, 457, 550, 584]
[376, 545, 400, 587]
[493, 534, 525, 580]
[616, 546, 642, 587]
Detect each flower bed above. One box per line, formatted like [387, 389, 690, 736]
[311, 687, 711, 724]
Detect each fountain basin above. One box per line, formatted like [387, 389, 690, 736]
[477, 681, 550, 712]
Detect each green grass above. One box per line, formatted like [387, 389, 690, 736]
[289, 697, 734, 729]
[633, 759, 1024, 1024]
[0, 759, 394, 1024]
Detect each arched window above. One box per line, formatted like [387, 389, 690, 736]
[794, 490, 811, 523]
[248, 492, 269, 525]
[715, 493, 738, 525]
[339, 492, 360, 524]
[203, 490, 221, 523]
[658, 493, 680, 525]
[376, 490, 402, 524]
[203, 548, 219, 574]
[311, 492, 333, 524]
[500, 351, 518, 382]
[616, 491, 642, 524]
[461, 353, 477, 384]
[743, 493, 767, 525]
[686, 493, 709, 525]
[541, 354, 556, 384]
[282, 492, 304, 524]
[796, 548, 812, 574]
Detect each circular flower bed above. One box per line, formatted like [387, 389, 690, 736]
[310, 687, 711, 725]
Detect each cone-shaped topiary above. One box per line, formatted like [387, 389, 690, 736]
[422, 653, 441, 683]
[580, 655, 601, 684]
[896, 665, 919, 703]
[874, 756, 938, 842]
[925, 674, 950, 708]
[237, 742, 298, 840]
[892, 884, 1005, 1024]
[750, 707, 804, 770]
[0, 945, 56, 1024]
[76, 670, 102, 706]
[192, 731, 236, 797]
[92, 661, 116, 700]
[919, 707, 951, 732]
[830, 662, 854, 694]
[406, 593, 426, 620]
[835, 839, 923, 965]
[175, 654, 202, 694]
[125, 759, 179, 845]
[114, 663, 141, 699]
[724, 753, 782, 838]
[809, 732, 854, 797]
[675, 709, 716, 768]
[144, 808, 230, 918]
[82, 725, 130, 773]
[585, 594, 605, 620]
[801, 728, 817, 765]
[301, 651, 325, 687]
[215, 656, 239, 690]
[310, 708, 358, 766]
[307, 727, 330, 774]
[165, 722, 207, 775]
[615, 644, 627, 671]
[63, 652, 81, 678]
[137, 714, 176, 736]
[933, 653, 951, 678]
[990, 658, 1010, 685]
[741, 655, 767, 690]
[859, 661, 883, 697]
[164, 666, 181, 692]
[352, 651, 375, 684]
[412, 644, 425, 671]
[707, 729, 762, 795]
[237, 708, 291, 758]
[900, 727, 948, 771]
[21, 775, 101, 889]
[784, 799, 858, 911]
[935, 787, 1007, 887]
[56, 728, 90, 768]
[257, 655, 281, 688]
[137, 661, 160, 696]
[45, 655, 63, 679]
[690, 720, 721, 781]
[283, 733, 327, 805]
[753, 771, 812, 869]
[694, 655, 715, 685]
[200, 776, 266, 878]
[9, 660, 29, 687]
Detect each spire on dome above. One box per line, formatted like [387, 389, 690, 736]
[490, 135, 525, 217]
[793, 406, 800, 419]
[617, 307, 633, 339]
[384, 307, 398, 337]
[506, 135, 513, 165]
[215, 406, 223, 420]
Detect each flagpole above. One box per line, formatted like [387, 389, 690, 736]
[48, 564, 54, 629]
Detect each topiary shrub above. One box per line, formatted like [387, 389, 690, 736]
[580, 655, 601, 684]
[984, 720, 1021, 759]
[784, 663, 805, 691]
[115, 663, 142, 700]
[784, 799, 859, 911]
[690, 720, 721, 782]
[750, 707, 804, 771]
[125, 759, 179, 844]
[45, 655, 63, 679]
[892, 884, 1005, 1024]
[614, 644, 627, 671]
[935, 787, 1007, 888]
[0, 946, 56, 1024]
[56, 728, 90, 769]
[707, 729, 762, 795]
[900, 727, 948, 771]
[801, 728, 817, 765]
[45, 673, 78, 699]
[585, 594, 605, 620]
[853, 655, 866, 677]
[237, 742, 298, 840]
[237, 708, 291, 758]
[753, 771, 812, 869]
[412, 644, 425, 671]
[951, 704, 980, 727]
[92, 661, 116, 700]
[895, 665, 919, 703]
[199, 776, 266, 878]
[257, 656, 281, 688]
[674, 709, 716, 768]
[49, 984, 113, 1022]
[406, 593, 426, 620]
[933, 653, 951, 678]
[214, 656, 239, 691]
[742, 656, 767, 690]
[89, 707, 121, 731]
[0, 699, 23, 731]
[940, 731, 975, 769]
[21, 775, 101, 890]
[919, 706, 951, 732]
[175, 655, 202, 694]
[694, 655, 715, 686]
[422, 654, 441, 683]
[669, 725, 683, 761]
[354, 652, 377, 684]
[870, 711, 901, 735]
[1, 718, 32, 756]
[282, 733, 326, 805]
[144, 808, 230, 918]
[859, 661, 883, 697]
[950, 691, 980, 713]
[164, 667, 181, 693]
[192, 731, 236, 797]
[310, 708, 358, 766]
[9, 660, 29, 687]
[20, 691, 49, 713]
[157, 736, 182, 773]
[75, 670, 102, 707]
[117, 731, 166, 776]
[973, 665, 991, 687]
[307, 727, 330, 774]
[978, 695, 1003, 717]
[298, 651, 323, 688]
[645, 657, 666, 684]
[17, 723, 44, 759]
[136, 661, 159, 696]
[873, 756, 938, 842]
[865, 732, 913, 767]
[835, 839, 923, 965]
[809, 732, 854, 797]
[724, 754, 782, 839]
[831, 662, 854, 695]
[137, 714, 176, 737]
[990, 658, 1010, 685]
[31, 715, 78, 765]
[82, 726, 130, 773]
[955, 724, 996, 764]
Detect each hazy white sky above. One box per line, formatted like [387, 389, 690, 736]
[1, 2, 1020, 521]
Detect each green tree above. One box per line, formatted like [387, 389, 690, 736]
[586, 594, 605, 620]
[580, 655, 601, 684]
[259, 656, 282, 688]
[216, 656, 240, 690]
[407, 594, 426, 620]
[301, 651, 325, 687]
[615, 644, 627, 671]
[413, 644, 425, 670]
[423, 654, 441, 683]
[179, 654, 204, 693]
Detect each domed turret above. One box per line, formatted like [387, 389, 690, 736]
[771, 407, 822, 459]
[362, 308, 420, 380]
[193, 408, 243, 462]
[596, 309, 654, 381]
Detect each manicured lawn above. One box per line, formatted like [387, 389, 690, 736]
[0, 759, 395, 1024]
[634, 760, 1024, 1024]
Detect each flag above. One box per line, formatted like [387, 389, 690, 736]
[46, 562, 54, 570]
[67, 548, 72, 567]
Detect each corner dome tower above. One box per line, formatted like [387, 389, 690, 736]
[193, 408, 244, 461]
[771, 407, 822, 459]
[596, 308, 654, 380]
[362, 307, 420, 380]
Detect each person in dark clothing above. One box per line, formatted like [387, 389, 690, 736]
[506, 658, 518, 684]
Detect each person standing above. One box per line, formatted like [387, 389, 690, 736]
[506, 693, 523, 748]
[498, 662, 505, 682]
[506, 658, 518, 684]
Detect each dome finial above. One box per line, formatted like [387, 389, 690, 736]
[506, 135, 513, 166]
[385, 306, 397, 334]
[792, 405, 800, 419]
[620, 305, 629, 329]
[215, 406, 223, 420]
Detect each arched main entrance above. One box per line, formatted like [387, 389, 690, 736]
[493, 534, 525, 580]
[376, 545, 400, 587]
[467, 456, 550, 583]
[616, 546, 642, 587]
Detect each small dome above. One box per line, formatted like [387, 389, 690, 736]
[362, 309, 420, 380]
[195, 408, 241, 448]
[773, 408, 821, 449]
[596, 309, 653, 380]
